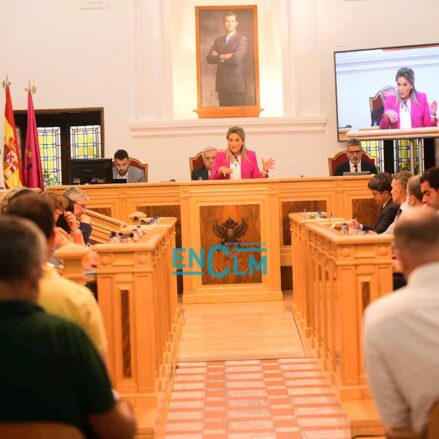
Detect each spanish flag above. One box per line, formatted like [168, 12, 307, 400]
[3, 85, 22, 188]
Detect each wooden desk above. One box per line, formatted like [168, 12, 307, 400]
[290, 213, 393, 436]
[49, 176, 379, 303]
[94, 218, 182, 438]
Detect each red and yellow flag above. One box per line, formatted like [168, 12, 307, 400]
[3, 85, 22, 188]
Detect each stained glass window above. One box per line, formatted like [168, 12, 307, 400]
[70, 125, 101, 159]
[38, 127, 62, 186]
[361, 139, 384, 172]
[394, 139, 421, 173]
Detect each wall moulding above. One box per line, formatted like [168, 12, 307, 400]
[129, 117, 327, 138]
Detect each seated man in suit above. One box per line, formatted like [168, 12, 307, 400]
[113, 149, 145, 183]
[353, 172, 400, 234]
[382, 170, 413, 235]
[364, 208, 439, 436]
[334, 138, 378, 176]
[0, 217, 136, 439]
[191, 147, 218, 180]
[421, 166, 439, 211]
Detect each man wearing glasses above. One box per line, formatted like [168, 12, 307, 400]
[334, 138, 378, 176]
[63, 187, 93, 244]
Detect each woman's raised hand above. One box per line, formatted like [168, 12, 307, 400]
[262, 158, 275, 173]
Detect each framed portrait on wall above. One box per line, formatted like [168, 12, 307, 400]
[195, 5, 261, 118]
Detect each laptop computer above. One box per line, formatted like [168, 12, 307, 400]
[343, 171, 371, 176]
[111, 178, 127, 184]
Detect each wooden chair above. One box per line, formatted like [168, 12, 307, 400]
[328, 150, 377, 176]
[112, 157, 148, 182]
[370, 89, 384, 126]
[386, 401, 439, 439]
[189, 152, 205, 174]
[0, 422, 85, 439]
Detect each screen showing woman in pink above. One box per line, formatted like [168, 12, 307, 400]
[380, 67, 437, 129]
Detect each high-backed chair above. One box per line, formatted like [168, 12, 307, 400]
[328, 150, 377, 176]
[112, 157, 148, 182]
[370, 89, 384, 127]
[189, 152, 205, 174]
[0, 422, 85, 439]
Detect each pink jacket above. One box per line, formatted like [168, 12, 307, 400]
[209, 149, 267, 180]
[380, 92, 436, 129]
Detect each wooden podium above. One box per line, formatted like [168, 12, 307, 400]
[180, 180, 282, 303]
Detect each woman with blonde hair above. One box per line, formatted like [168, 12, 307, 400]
[209, 126, 274, 179]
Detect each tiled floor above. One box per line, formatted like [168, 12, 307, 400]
[166, 358, 351, 438]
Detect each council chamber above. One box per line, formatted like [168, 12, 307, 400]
[1, 1, 439, 438]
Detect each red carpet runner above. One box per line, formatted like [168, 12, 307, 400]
[166, 358, 351, 438]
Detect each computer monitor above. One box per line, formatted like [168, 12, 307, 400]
[69, 158, 113, 185]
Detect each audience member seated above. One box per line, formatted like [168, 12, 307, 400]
[407, 175, 424, 208]
[41, 192, 85, 246]
[0, 216, 136, 439]
[113, 149, 145, 183]
[383, 171, 413, 235]
[210, 126, 275, 180]
[0, 187, 34, 214]
[364, 208, 439, 436]
[191, 147, 217, 180]
[64, 187, 92, 244]
[353, 172, 400, 234]
[6, 193, 107, 358]
[421, 167, 439, 211]
[334, 138, 378, 176]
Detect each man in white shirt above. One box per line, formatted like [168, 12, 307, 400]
[364, 208, 439, 435]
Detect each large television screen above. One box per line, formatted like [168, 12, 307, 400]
[69, 158, 113, 185]
[334, 43, 439, 140]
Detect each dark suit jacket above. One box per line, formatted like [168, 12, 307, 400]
[206, 33, 248, 94]
[334, 159, 378, 176]
[363, 199, 400, 234]
[191, 166, 209, 181]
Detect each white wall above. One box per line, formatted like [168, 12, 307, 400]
[1, 0, 439, 183]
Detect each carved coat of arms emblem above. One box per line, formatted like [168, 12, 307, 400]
[213, 217, 248, 246]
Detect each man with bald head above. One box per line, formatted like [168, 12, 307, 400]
[364, 208, 439, 436]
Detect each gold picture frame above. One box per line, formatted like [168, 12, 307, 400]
[195, 5, 261, 118]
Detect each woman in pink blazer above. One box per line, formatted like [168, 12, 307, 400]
[380, 67, 437, 129]
[209, 126, 275, 180]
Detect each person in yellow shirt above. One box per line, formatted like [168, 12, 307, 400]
[6, 193, 107, 358]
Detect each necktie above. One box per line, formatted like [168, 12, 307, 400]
[354, 165, 358, 172]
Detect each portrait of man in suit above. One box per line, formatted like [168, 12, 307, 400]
[197, 6, 258, 111]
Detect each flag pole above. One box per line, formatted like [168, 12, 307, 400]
[24, 81, 37, 94]
[2, 75, 11, 89]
